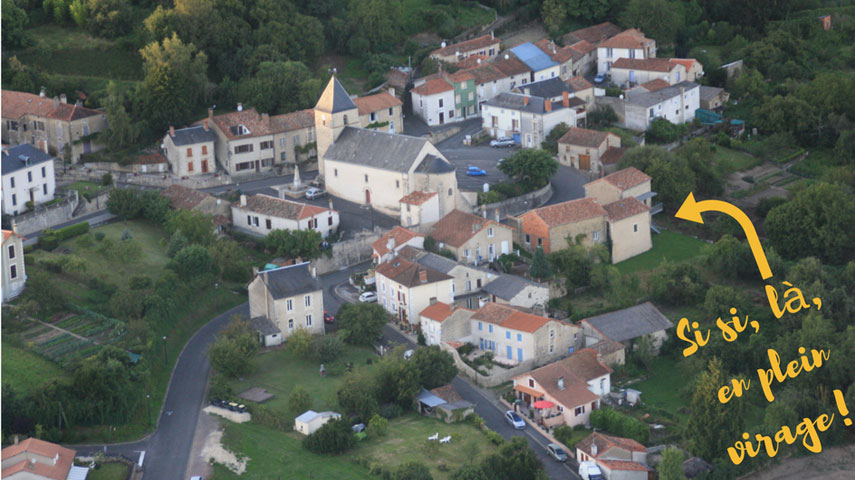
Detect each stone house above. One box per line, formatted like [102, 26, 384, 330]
[429, 209, 514, 265]
[353, 90, 404, 133]
[481, 274, 549, 311]
[372, 226, 425, 264]
[481, 92, 578, 148]
[576, 432, 650, 480]
[597, 29, 657, 76]
[1, 144, 56, 216]
[399, 190, 441, 230]
[231, 194, 339, 238]
[163, 122, 217, 176]
[411, 76, 457, 126]
[419, 301, 475, 346]
[429, 33, 500, 64]
[562, 22, 623, 47]
[622, 81, 700, 131]
[469, 303, 580, 365]
[699, 86, 729, 110]
[2, 228, 26, 303]
[534, 39, 579, 80]
[270, 109, 316, 169]
[248, 262, 325, 344]
[603, 197, 652, 263]
[160, 184, 232, 234]
[580, 302, 674, 353]
[1, 437, 87, 480]
[375, 256, 454, 325]
[398, 245, 497, 310]
[207, 106, 276, 176]
[513, 198, 608, 254]
[609, 58, 687, 88]
[584, 167, 656, 209]
[567, 76, 596, 105]
[512, 349, 612, 429]
[1, 89, 108, 162]
[557, 127, 624, 174]
[669, 58, 704, 82]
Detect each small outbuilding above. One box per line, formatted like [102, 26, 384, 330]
[251, 315, 283, 346]
[294, 410, 341, 436]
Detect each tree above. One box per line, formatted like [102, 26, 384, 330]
[168, 244, 212, 279]
[754, 95, 818, 145]
[590, 407, 649, 443]
[497, 149, 559, 191]
[208, 316, 259, 378]
[208, 238, 249, 282]
[646, 118, 686, 144]
[651, 261, 706, 305]
[541, 122, 571, 154]
[765, 183, 855, 264]
[368, 413, 388, 437]
[165, 209, 214, 246]
[107, 188, 141, 220]
[411, 346, 457, 389]
[587, 105, 617, 128]
[541, 0, 567, 35]
[688, 357, 744, 460]
[138, 190, 171, 223]
[313, 334, 344, 363]
[705, 235, 753, 280]
[71, 346, 145, 425]
[288, 385, 312, 415]
[69, 0, 88, 27]
[337, 371, 379, 420]
[100, 82, 142, 150]
[835, 129, 855, 166]
[167, 231, 189, 258]
[620, 0, 683, 45]
[264, 229, 322, 260]
[86, 0, 133, 38]
[417, 327, 426, 346]
[703, 284, 749, 320]
[658, 447, 687, 480]
[480, 437, 547, 480]
[23, 272, 67, 316]
[337, 303, 387, 345]
[451, 465, 488, 480]
[288, 328, 314, 359]
[530, 247, 552, 280]
[393, 462, 433, 480]
[2, 0, 29, 49]
[302, 418, 355, 454]
[619, 146, 696, 212]
[237, 60, 320, 114]
[374, 346, 421, 406]
[140, 34, 208, 131]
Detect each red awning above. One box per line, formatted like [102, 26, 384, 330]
[532, 400, 555, 409]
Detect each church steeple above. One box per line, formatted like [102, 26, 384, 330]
[314, 75, 359, 179]
[315, 76, 358, 114]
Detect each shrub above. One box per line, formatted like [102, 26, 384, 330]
[208, 373, 234, 400]
[313, 335, 344, 363]
[38, 229, 59, 250]
[646, 118, 686, 144]
[368, 414, 388, 438]
[589, 407, 649, 444]
[248, 403, 289, 431]
[129, 275, 151, 290]
[552, 425, 574, 446]
[378, 403, 403, 419]
[101, 173, 113, 186]
[94, 231, 105, 241]
[55, 222, 90, 241]
[457, 343, 475, 356]
[302, 418, 355, 454]
[486, 429, 505, 445]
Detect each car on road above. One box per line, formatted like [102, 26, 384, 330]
[324, 310, 335, 323]
[505, 410, 526, 429]
[490, 136, 516, 148]
[594, 72, 606, 84]
[305, 187, 326, 199]
[467, 166, 487, 176]
[579, 461, 605, 480]
[358, 291, 378, 303]
[546, 443, 568, 462]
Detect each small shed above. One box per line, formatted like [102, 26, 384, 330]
[417, 385, 474, 423]
[251, 316, 282, 346]
[294, 410, 341, 436]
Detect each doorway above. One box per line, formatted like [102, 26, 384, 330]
[365, 189, 371, 204]
[439, 112, 444, 124]
[579, 154, 591, 171]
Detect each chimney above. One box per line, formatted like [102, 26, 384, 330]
[13, 435, 18, 445]
[60, 94, 67, 104]
[419, 269, 428, 283]
[328, 199, 334, 210]
[208, 107, 214, 118]
[495, 208, 500, 222]
[240, 194, 247, 207]
[591, 443, 598, 456]
[311, 265, 317, 278]
[550, 40, 556, 54]
[491, 31, 494, 40]
[252, 266, 259, 277]
[237, 103, 243, 112]
[523, 96, 530, 106]
[482, 210, 487, 218]
[388, 87, 396, 97]
[557, 376, 565, 390]
[262, 112, 270, 128]
[430, 297, 437, 305]
[39, 87, 46, 98]
[441, 41, 447, 48]
[53, 96, 60, 108]
[562, 91, 570, 108]
[545, 99, 552, 112]
[11, 220, 18, 234]
[169, 125, 175, 137]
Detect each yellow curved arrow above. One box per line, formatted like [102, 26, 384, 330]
[675, 193, 773, 280]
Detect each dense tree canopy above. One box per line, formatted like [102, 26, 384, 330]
[497, 149, 559, 191]
[140, 34, 209, 131]
[336, 303, 387, 346]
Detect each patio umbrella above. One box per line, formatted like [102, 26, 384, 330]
[532, 400, 555, 409]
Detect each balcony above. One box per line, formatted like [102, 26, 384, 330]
[650, 202, 663, 215]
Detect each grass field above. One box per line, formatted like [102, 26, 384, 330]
[614, 230, 709, 274]
[789, 149, 835, 179]
[711, 146, 762, 176]
[631, 356, 696, 414]
[87, 463, 131, 480]
[1, 340, 69, 394]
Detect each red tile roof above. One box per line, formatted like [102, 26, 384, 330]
[638, 79, 670, 92]
[386, 69, 409, 89]
[563, 22, 623, 45]
[135, 153, 167, 165]
[411, 78, 454, 96]
[599, 167, 651, 190]
[464, 64, 507, 84]
[669, 58, 697, 72]
[448, 70, 475, 83]
[612, 57, 676, 72]
[522, 198, 607, 227]
[456, 54, 489, 69]
[567, 75, 594, 92]
[2, 229, 26, 242]
[534, 39, 575, 63]
[568, 40, 596, 55]
[1, 437, 76, 480]
[235, 194, 333, 221]
[514, 352, 605, 409]
[429, 209, 509, 248]
[603, 197, 649, 221]
[372, 226, 423, 257]
[599, 29, 652, 49]
[472, 303, 551, 333]
[375, 257, 452, 287]
[493, 56, 531, 76]
[353, 92, 403, 116]
[558, 127, 613, 148]
[2, 90, 103, 121]
[210, 108, 274, 140]
[431, 384, 463, 403]
[599, 147, 626, 166]
[599, 459, 651, 471]
[421, 301, 453, 322]
[270, 108, 315, 132]
[565, 349, 613, 380]
[160, 184, 212, 210]
[576, 431, 647, 458]
[431, 34, 499, 58]
[399, 190, 438, 206]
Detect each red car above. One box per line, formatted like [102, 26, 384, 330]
[324, 310, 335, 323]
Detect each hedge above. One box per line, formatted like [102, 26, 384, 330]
[38, 222, 90, 250]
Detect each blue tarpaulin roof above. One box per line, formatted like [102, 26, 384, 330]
[416, 389, 447, 407]
[510, 43, 558, 72]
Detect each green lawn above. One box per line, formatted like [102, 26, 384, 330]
[61, 181, 111, 199]
[631, 356, 695, 415]
[1, 340, 69, 394]
[87, 463, 130, 480]
[614, 230, 709, 274]
[789, 148, 835, 179]
[711, 146, 762, 176]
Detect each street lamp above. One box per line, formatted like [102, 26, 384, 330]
[146, 393, 151, 427]
[162, 336, 167, 364]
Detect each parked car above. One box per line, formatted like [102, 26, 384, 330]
[579, 461, 605, 480]
[594, 72, 606, 84]
[324, 310, 335, 323]
[546, 443, 568, 462]
[305, 187, 326, 199]
[490, 137, 516, 148]
[467, 166, 487, 176]
[504, 410, 526, 429]
[352, 423, 366, 433]
[403, 349, 415, 360]
[358, 291, 378, 303]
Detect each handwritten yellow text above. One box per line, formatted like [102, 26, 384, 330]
[765, 281, 822, 319]
[757, 347, 830, 403]
[718, 378, 750, 404]
[727, 414, 834, 465]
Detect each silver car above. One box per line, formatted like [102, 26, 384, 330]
[305, 187, 326, 199]
[504, 410, 526, 429]
[491, 137, 516, 148]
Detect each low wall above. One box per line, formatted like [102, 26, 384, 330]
[314, 229, 381, 275]
[74, 190, 111, 216]
[13, 191, 79, 235]
[474, 183, 553, 220]
[440, 342, 536, 388]
[119, 172, 231, 189]
[424, 125, 463, 145]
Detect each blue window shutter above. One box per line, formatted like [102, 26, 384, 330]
[506, 331, 511, 339]
[507, 346, 512, 359]
[517, 348, 523, 361]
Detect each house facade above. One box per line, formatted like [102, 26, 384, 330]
[584, 167, 655, 209]
[1, 144, 56, 216]
[1, 89, 108, 162]
[512, 349, 612, 428]
[208, 106, 276, 176]
[609, 58, 686, 87]
[513, 198, 608, 254]
[354, 91, 404, 133]
[481, 274, 549, 311]
[576, 432, 650, 480]
[699, 86, 729, 110]
[623, 81, 700, 131]
[248, 263, 325, 344]
[411, 77, 457, 126]
[163, 123, 217, 176]
[419, 302, 475, 346]
[372, 226, 425, 263]
[271, 109, 316, 169]
[1, 437, 85, 480]
[397, 245, 497, 310]
[603, 197, 652, 263]
[430, 33, 501, 64]
[231, 194, 339, 238]
[375, 256, 454, 325]
[597, 29, 656, 76]
[399, 190, 441, 230]
[557, 127, 623, 174]
[2, 229, 26, 303]
[429, 209, 514, 264]
[669, 58, 704, 82]
[481, 92, 577, 148]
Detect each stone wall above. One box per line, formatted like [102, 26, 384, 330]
[474, 182, 553, 221]
[313, 229, 381, 275]
[440, 342, 536, 388]
[74, 190, 111, 216]
[13, 191, 79, 235]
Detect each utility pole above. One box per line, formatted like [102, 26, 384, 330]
[162, 336, 167, 364]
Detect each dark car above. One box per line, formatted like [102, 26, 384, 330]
[324, 310, 335, 324]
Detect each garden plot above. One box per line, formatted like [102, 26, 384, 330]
[15, 312, 126, 367]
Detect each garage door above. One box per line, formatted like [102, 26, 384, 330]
[501, 241, 509, 254]
[579, 154, 591, 171]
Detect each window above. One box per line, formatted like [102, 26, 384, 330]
[506, 331, 511, 339]
[528, 379, 535, 388]
[266, 219, 272, 230]
[280, 138, 286, 147]
[234, 144, 253, 154]
[364, 174, 369, 183]
[478, 322, 483, 331]
[42, 184, 47, 195]
[634, 224, 638, 232]
[10, 178, 14, 188]
[343, 115, 348, 125]
[247, 215, 252, 226]
[549, 344, 554, 353]
[449, 109, 454, 118]
[607, 48, 613, 57]
[306, 315, 312, 326]
[8, 245, 15, 259]
[456, 94, 461, 104]
[537, 237, 543, 246]
[464, 249, 470, 258]
[293, 135, 299, 146]
[419, 99, 423, 108]
[466, 280, 471, 291]
[305, 295, 311, 307]
[10, 264, 17, 279]
[525, 234, 530, 244]
[288, 319, 294, 329]
[629, 49, 636, 59]
[593, 231, 599, 242]
[286, 299, 294, 311]
[260, 141, 273, 150]
[334, 169, 338, 177]
[188, 161, 194, 172]
[381, 282, 386, 293]
[468, 92, 474, 101]
[438, 98, 444, 108]
[549, 329, 555, 338]
[649, 108, 654, 119]
[575, 406, 585, 416]
[187, 147, 193, 157]
[41, 166, 46, 178]
[488, 325, 493, 333]
[600, 378, 606, 392]
[388, 108, 393, 116]
[27, 172, 32, 182]
[202, 145, 208, 155]
[448, 188, 453, 196]
[487, 227, 494, 237]
[281, 152, 287, 161]
[328, 216, 333, 226]
[395, 180, 400, 189]
[253, 216, 259, 226]
[370, 112, 377, 122]
[11, 194, 16, 206]
[517, 333, 522, 341]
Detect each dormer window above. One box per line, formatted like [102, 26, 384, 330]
[229, 124, 250, 136]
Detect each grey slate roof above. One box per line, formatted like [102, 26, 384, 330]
[482, 274, 543, 300]
[416, 389, 447, 407]
[582, 302, 674, 342]
[626, 81, 699, 108]
[483, 92, 570, 115]
[414, 154, 455, 174]
[699, 86, 724, 101]
[169, 125, 217, 146]
[514, 77, 569, 99]
[398, 245, 492, 276]
[2, 144, 54, 175]
[258, 262, 321, 299]
[251, 316, 281, 336]
[325, 127, 431, 173]
[315, 76, 358, 114]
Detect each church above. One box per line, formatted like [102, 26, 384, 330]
[314, 77, 468, 225]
